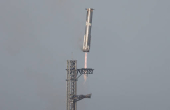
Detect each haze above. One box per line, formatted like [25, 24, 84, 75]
[0, 0, 170, 110]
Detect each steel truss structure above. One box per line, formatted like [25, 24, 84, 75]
[66, 60, 94, 110]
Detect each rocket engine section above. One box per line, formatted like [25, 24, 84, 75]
[83, 8, 94, 52]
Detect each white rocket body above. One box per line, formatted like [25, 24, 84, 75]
[83, 8, 94, 52]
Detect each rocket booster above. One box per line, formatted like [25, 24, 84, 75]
[83, 8, 94, 52]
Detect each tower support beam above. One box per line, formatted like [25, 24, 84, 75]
[66, 60, 94, 110]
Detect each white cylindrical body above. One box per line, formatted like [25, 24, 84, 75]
[83, 8, 94, 52]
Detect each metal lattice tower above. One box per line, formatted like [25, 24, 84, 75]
[66, 60, 77, 110]
[66, 60, 94, 110]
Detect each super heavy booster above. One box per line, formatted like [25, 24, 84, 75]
[83, 8, 94, 52]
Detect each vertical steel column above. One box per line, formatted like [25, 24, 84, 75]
[66, 60, 77, 110]
[66, 61, 70, 110]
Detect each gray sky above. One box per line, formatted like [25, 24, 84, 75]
[0, 0, 170, 110]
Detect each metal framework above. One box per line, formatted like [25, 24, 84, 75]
[66, 60, 94, 110]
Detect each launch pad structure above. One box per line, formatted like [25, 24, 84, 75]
[65, 8, 94, 110]
[66, 60, 94, 110]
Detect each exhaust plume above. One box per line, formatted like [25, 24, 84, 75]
[84, 52, 87, 83]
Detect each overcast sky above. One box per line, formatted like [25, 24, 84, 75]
[0, 0, 170, 110]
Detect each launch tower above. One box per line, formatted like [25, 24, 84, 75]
[66, 60, 94, 110]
